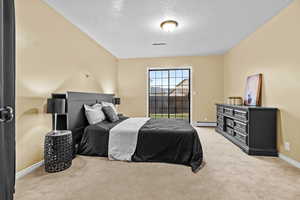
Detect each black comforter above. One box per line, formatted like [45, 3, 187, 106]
[78, 117, 203, 172]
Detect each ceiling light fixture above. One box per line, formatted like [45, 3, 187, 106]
[160, 20, 178, 32]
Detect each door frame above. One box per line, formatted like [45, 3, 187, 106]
[146, 66, 193, 123]
[0, 0, 16, 199]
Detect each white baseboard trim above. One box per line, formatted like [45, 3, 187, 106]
[279, 154, 300, 168]
[16, 160, 44, 180]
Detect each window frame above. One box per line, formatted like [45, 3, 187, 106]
[147, 66, 192, 123]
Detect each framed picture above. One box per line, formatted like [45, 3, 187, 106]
[244, 74, 262, 106]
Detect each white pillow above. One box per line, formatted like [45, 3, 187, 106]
[84, 103, 106, 125]
[101, 101, 118, 115]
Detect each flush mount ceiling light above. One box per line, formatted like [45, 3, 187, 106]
[160, 20, 178, 32]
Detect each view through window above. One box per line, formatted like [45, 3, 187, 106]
[148, 68, 191, 122]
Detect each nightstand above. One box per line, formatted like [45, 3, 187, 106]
[44, 130, 73, 173]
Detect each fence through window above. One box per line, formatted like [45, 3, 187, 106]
[148, 68, 191, 122]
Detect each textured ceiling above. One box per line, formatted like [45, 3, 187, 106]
[43, 0, 293, 58]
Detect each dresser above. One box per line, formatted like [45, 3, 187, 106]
[216, 104, 278, 156]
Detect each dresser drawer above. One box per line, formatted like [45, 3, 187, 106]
[217, 106, 224, 114]
[217, 121, 224, 130]
[226, 118, 234, 127]
[234, 109, 248, 121]
[234, 120, 248, 134]
[235, 130, 248, 145]
[226, 127, 235, 136]
[217, 115, 224, 123]
[224, 108, 234, 116]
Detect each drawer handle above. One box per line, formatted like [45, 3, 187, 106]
[234, 130, 247, 137]
[235, 121, 247, 126]
[234, 110, 247, 114]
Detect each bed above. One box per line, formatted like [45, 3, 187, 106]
[65, 92, 203, 172]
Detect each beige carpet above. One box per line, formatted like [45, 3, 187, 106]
[15, 128, 300, 200]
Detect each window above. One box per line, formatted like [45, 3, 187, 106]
[148, 68, 191, 122]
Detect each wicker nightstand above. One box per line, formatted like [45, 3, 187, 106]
[44, 130, 73, 173]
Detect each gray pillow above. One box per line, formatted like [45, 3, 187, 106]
[84, 103, 106, 125]
[101, 101, 118, 114]
[102, 106, 119, 122]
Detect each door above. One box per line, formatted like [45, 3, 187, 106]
[0, 0, 16, 200]
[148, 68, 191, 122]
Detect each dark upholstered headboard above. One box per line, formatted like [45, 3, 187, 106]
[52, 92, 114, 156]
[66, 91, 114, 132]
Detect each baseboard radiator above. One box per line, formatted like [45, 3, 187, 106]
[193, 121, 217, 127]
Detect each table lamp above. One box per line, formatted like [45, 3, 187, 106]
[47, 98, 66, 132]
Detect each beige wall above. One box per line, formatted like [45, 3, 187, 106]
[16, 0, 118, 171]
[117, 56, 224, 122]
[224, 0, 300, 162]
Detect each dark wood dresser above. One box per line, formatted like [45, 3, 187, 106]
[216, 104, 278, 156]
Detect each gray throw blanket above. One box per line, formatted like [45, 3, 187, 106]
[108, 118, 150, 161]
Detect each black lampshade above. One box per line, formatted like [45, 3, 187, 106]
[47, 98, 66, 114]
[114, 97, 121, 105]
